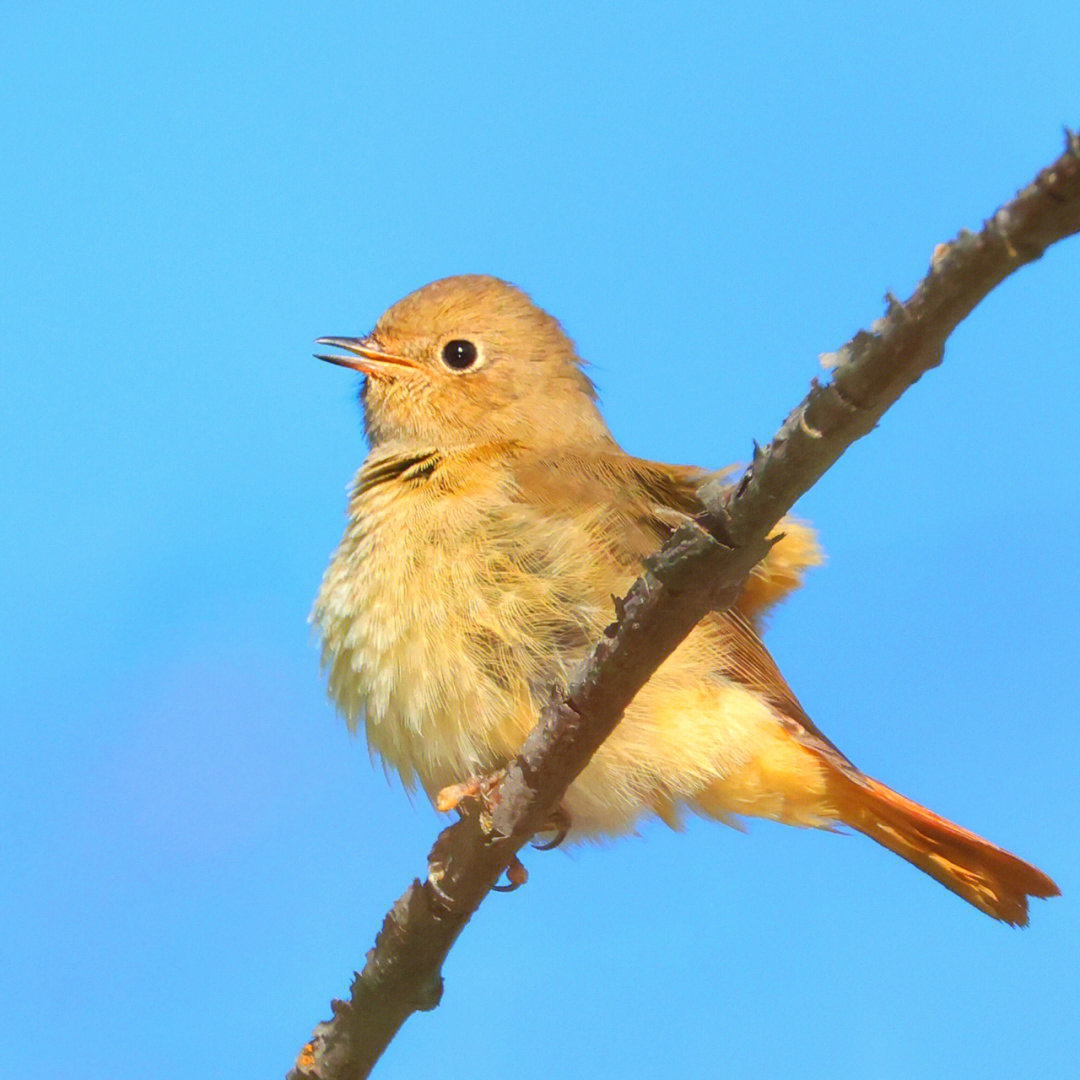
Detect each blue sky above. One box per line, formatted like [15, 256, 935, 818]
[2, 4, 1077, 1078]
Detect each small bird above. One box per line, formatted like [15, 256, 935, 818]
[313, 274, 1058, 925]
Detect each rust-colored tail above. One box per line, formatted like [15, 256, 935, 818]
[830, 773, 1059, 925]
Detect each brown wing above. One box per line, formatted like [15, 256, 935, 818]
[510, 448, 821, 619]
[508, 448, 708, 557]
[716, 606, 859, 777]
[508, 447, 848, 767]
[629, 459, 823, 624]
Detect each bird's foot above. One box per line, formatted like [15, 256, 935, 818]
[435, 778, 570, 894]
[436, 770, 505, 816]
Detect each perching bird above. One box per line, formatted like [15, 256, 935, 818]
[312, 274, 1058, 925]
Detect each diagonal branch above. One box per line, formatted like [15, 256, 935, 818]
[289, 130, 1080, 1080]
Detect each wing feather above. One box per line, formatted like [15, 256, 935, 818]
[506, 446, 848, 772]
[509, 448, 820, 619]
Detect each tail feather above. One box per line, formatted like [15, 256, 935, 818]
[830, 773, 1059, 926]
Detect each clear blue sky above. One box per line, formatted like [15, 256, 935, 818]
[2, 4, 1077, 1078]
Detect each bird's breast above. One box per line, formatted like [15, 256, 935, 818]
[312, 450, 607, 798]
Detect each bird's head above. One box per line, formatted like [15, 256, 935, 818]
[317, 275, 614, 451]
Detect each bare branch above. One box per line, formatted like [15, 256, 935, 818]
[289, 131, 1080, 1080]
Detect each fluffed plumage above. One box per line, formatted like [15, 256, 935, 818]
[313, 274, 1058, 925]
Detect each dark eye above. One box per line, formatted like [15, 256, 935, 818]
[441, 339, 479, 371]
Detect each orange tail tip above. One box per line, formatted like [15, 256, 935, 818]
[831, 774, 1059, 926]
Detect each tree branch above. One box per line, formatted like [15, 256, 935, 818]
[289, 130, 1080, 1080]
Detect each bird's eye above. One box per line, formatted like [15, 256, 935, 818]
[441, 339, 479, 371]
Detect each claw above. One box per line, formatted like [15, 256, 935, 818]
[492, 855, 528, 892]
[531, 805, 572, 851]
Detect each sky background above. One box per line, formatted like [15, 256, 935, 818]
[2, 4, 1078, 1078]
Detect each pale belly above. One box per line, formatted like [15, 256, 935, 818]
[313, 466, 604, 800]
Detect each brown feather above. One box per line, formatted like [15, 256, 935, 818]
[827, 772, 1061, 925]
[509, 448, 821, 621]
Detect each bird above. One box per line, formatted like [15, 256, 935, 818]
[312, 273, 1058, 925]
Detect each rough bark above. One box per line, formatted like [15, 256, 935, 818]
[289, 131, 1080, 1080]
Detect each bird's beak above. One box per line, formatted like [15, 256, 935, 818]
[314, 336, 421, 377]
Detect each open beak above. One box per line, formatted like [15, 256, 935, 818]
[314, 336, 421, 377]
